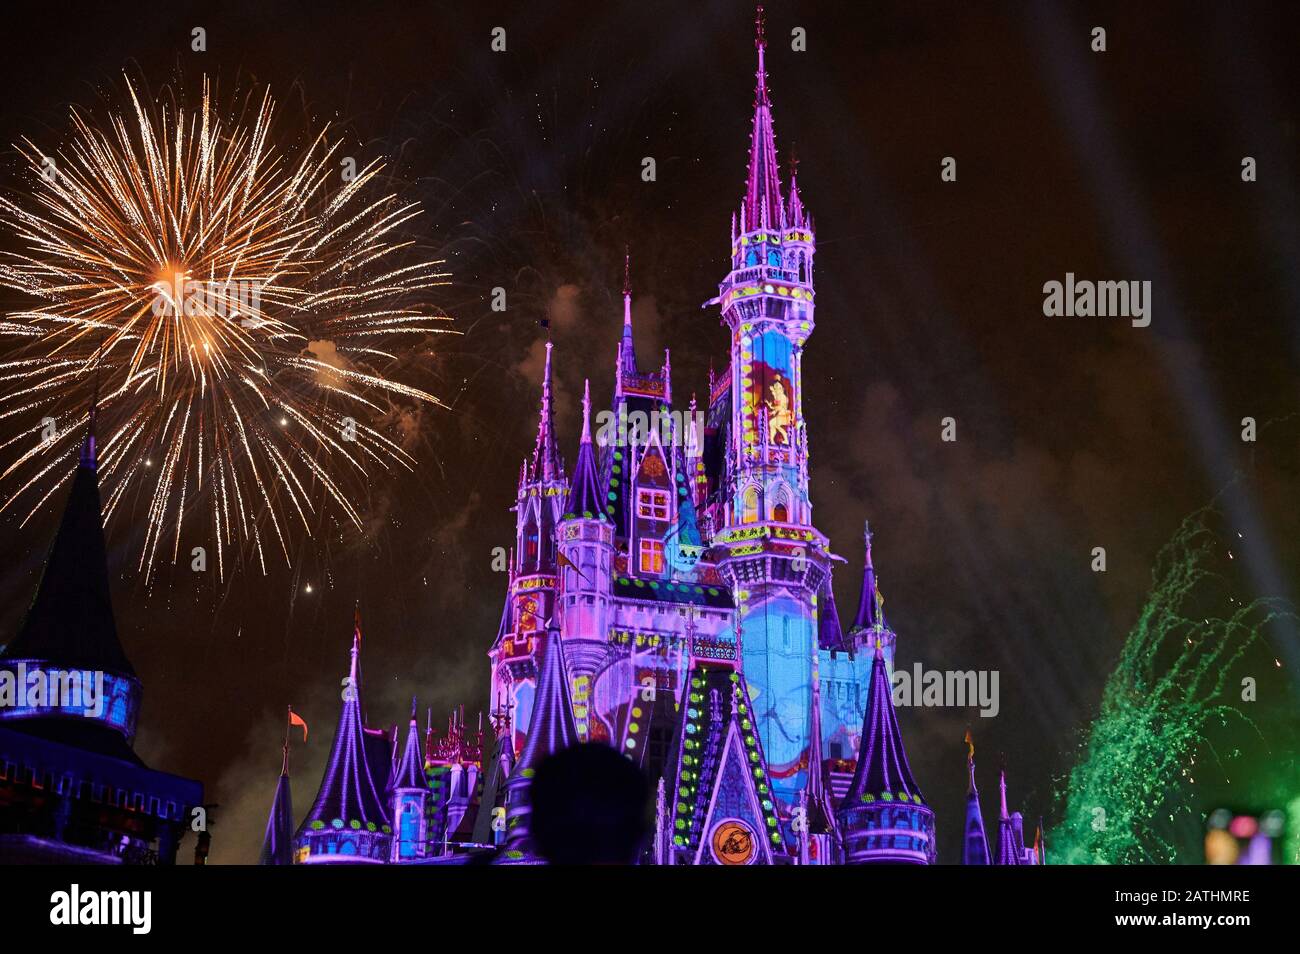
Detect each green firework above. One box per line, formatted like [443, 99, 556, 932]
[1055, 508, 1288, 864]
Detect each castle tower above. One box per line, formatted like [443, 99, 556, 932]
[0, 410, 202, 864]
[836, 641, 935, 864]
[501, 625, 578, 862]
[490, 342, 569, 750]
[798, 634, 841, 864]
[557, 380, 616, 739]
[259, 710, 295, 865]
[994, 770, 1022, 865]
[388, 700, 429, 861]
[963, 732, 991, 865]
[295, 621, 392, 863]
[710, 6, 831, 808]
[602, 253, 673, 537]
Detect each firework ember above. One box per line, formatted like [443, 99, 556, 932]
[0, 75, 453, 580]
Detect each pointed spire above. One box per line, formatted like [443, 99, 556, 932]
[803, 642, 838, 843]
[260, 705, 296, 865]
[618, 249, 638, 381]
[259, 769, 294, 865]
[995, 769, 1022, 865]
[530, 341, 563, 483]
[297, 625, 390, 842]
[840, 639, 926, 806]
[787, 150, 805, 228]
[79, 405, 97, 471]
[504, 626, 578, 855]
[836, 639, 935, 864]
[565, 379, 603, 519]
[743, 4, 785, 232]
[962, 730, 991, 865]
[816, 576, 846, 650]
[2, 396, 136, 683]
[391, 697, 426, 792]
[850, 520, 878, 632]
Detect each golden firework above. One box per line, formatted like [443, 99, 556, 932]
[0, 76, 454, 580]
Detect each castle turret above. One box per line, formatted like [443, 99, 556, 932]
[836, 641, 935, 864]
[259, 725, 294, 865]
[557, 380, 615, 740]
[490, 342, 569, 750]
[0, 410, 201, 865]
[799, 635, 841, 864]
[295, 621, 391, 863]
[1, 410, 141, 746]
[963, 732, 991, 865]
[501, 626, 578, 862]
[710, 3, 831, 811]
[994, 770, 1022, 866]
[388, 699, 429, 861]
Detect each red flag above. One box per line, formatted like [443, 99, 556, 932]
[289, 708, 308, 743]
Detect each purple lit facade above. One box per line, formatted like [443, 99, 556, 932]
[271, 11, 1039, 867]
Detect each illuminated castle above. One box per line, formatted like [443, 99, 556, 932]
[267, 9, 1038, 866]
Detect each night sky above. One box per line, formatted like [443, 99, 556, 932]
[1, 0, 1298, 864]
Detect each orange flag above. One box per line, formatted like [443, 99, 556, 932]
[289, 708, 308, 743]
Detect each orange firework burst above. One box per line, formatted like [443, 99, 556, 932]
[0, 75, 454, 580]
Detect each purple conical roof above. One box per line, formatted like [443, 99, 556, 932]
[530, 342, 564, 484]
[839, 643, 927, 808]
[743, 7, 785, 231]
[299, 627, 390, 831]
[994, 770, 1022, 865]
[510, 629, 578, 782]
[565, 380, 604, 518]
[259, 748, 294, 865]
[390, 701, 426, 792]
[849, 521, 879, 632]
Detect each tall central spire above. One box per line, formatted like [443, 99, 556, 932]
[618, 247, 637, 380]
[531, 341, 563, 483]
[744, 5, 784, 231]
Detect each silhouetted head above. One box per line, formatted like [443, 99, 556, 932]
[530, 742, 650, 865]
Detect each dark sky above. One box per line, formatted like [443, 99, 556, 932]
[1, 0, 1297, 863]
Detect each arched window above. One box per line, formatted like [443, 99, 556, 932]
[767, 250, 780, 267]
[745, 250, 758, 267]
[524, 520, 539, 564]
[741, 486, 760, 524]
[772, 485, 792, 523]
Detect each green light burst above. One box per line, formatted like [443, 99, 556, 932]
[1055, 508, 1289, 864]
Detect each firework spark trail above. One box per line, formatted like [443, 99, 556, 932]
[1055, 508, 1290, 863]
[0, 75, 456, 580]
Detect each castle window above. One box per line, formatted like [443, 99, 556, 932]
[639, 539, 664, 574]
[772, 502, 788, 522]
[741, 486, 760, 524]
[636, 488, 671, 520]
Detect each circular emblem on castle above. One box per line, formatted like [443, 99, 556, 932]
[710, 819, 756, 865]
